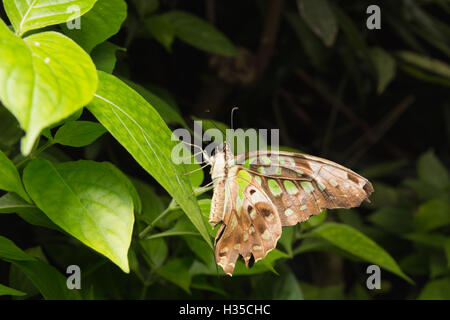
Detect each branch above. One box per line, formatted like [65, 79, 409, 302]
[256, 0, 284, 79]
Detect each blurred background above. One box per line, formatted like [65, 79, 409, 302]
[1, 0, 449, 300]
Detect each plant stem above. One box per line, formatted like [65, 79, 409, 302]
[139, 201, 176, 239]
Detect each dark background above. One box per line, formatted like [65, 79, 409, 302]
[1, 0, 449, 300]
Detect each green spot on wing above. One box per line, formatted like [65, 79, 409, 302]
[268, 179, 282, 196]
[284, 180, 299, 195]
[301, 181, 314, 194]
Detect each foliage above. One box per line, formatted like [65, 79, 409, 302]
[0, 0, 449, 300]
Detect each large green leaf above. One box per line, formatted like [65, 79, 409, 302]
[159, 11, 237, 57]
[61, 0, 127, 53]
[4, 0, 97, 36]
[0, 21, 98, 155]
[23, 159, 135, 272]
[123, 79, 187, 128]
[0, 150, 30, 201]
[87, 71, 212, 248]
[297, 0, 338, 47]
[308, 222, 412, 283]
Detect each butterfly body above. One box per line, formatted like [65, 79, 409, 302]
[206, 142, 373, 276]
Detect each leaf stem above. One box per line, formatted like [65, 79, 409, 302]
[15, 140, 54, 169]
[139, 200, 177, 238]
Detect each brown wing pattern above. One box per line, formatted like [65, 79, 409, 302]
[214, 151, 374, 275]
[235, 150, 373, 226]
[214, 168, 282, 276]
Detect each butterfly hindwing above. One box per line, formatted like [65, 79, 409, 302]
[214, 167, 282, 275]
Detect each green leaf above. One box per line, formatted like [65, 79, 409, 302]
[0, 150, 30, 201]
[417, 151, 449, 189]
[7, 245, 79, 300]
[12, 259, 81, 299]
[145, 216, 200, 240]
[132, 179, 165, 226]
[191, 276, 227, 297]
[403, 232, 448, 248]
[87, 71, 212, 248]
[299, 281, 345, 300]
[0, 105, 22, 150]
[0, 283, 26, 296]
[23, 159, 134, 272]
[0, 22, 98, 155]
[0, 235, 36, 261]
[331, 4, 370, 58]
[4, 0, 97, 36]
[140, 238, 168, 269]
[302, 210, 327, 229]
[91, 41, 125, 73]
[130, 0, 159, 17]
[61, 0, 127, 53]
[278, 225, 295, 256]
[368, 207, 414, 235]
[0, 193, 34, 213]
[156, 258, 192, 293]
[17, 207, 60, 230]
[159, 11, 237, 57]
[54, 121, 106, 147]
[145, 15, 175, 52]
[297, 0, 338, 47]
[0, 194, 59, 230]
[414, 200, 450, 232]
[308, 222, 412, 283]
[184, 236, 213, 265]
[369, 47, 396, 94]
[252, 264, 303, 300]
[398, 51, 450, 79]
[418, 277, 450, 300]
[123, 79, 187, 128]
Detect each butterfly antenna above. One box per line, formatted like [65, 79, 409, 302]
[231, 107, 239, 130]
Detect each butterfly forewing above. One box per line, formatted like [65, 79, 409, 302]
[236, 150, 374, 223]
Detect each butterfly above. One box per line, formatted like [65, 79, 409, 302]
[204, 142, 373, 276]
